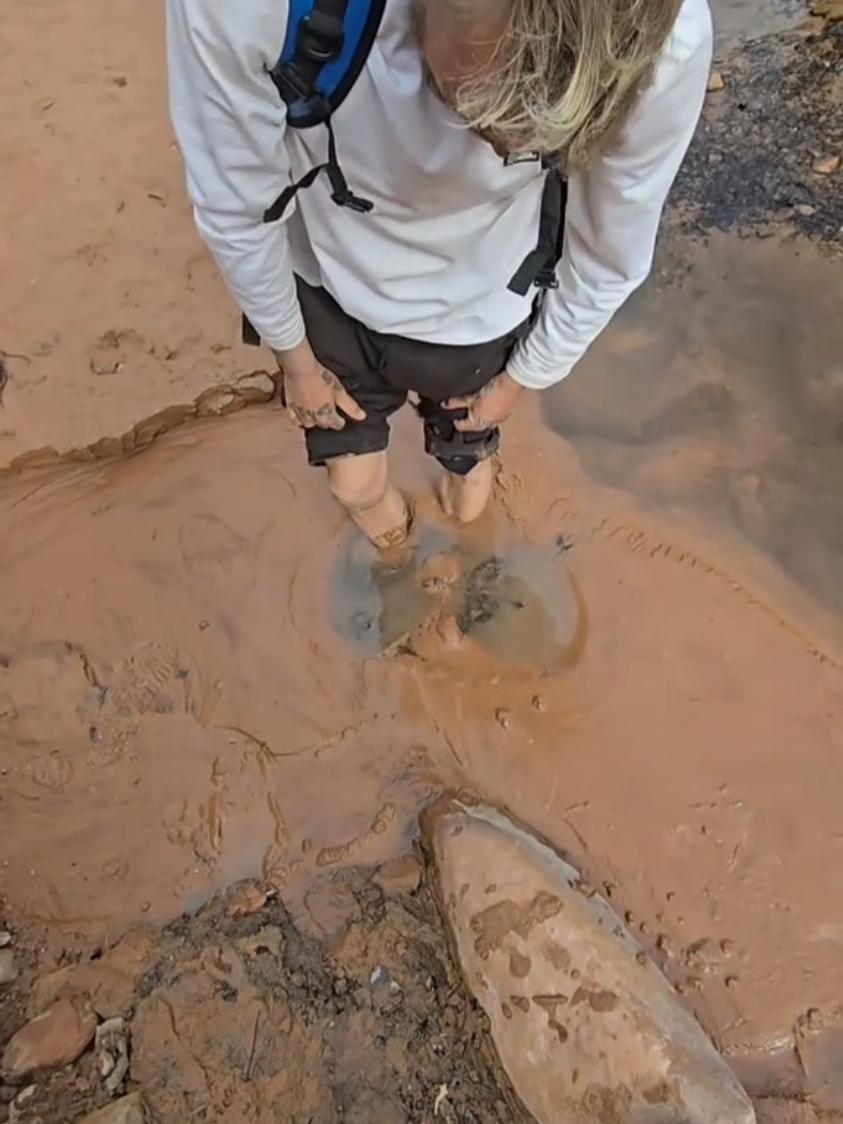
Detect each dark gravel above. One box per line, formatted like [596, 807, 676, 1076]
[672, 19, 843, 241]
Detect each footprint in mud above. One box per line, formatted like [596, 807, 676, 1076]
[329, 526, 586, 675]
[88, 328, 154, 376]
[0, 641, 101, 751]
[178, 514, 258, 634]
[87, 641, 183, 767]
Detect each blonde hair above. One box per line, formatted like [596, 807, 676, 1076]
[449, 0, 682, 165]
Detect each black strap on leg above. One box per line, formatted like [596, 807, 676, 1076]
[507, 168, 568, 297]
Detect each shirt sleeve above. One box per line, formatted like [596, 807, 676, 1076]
[506, 0, 713, 390]
[165, 0, 306, 351]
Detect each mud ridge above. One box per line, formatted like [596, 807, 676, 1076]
[0, 370, 278, 478]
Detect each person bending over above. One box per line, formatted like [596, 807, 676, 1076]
[167, 0, 712, 547]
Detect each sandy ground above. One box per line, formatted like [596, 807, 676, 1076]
[2, 0, 843, 1120]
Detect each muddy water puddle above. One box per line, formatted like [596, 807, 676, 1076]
[1, 393, 843, 1082]
[331, 525, 581, 669]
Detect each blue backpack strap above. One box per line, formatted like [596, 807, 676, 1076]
[260, 0, 385, 229]
[269, 0, 386, 128]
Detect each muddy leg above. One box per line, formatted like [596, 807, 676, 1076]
[439, 458, 493, 524]
[327, 451, 410, 549]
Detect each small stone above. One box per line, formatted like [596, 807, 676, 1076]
[2, 997, 97, 1078]
[531, 696, 546, 712]
[372, 853, 422, 896]
[96, 1017, 130, 1095]
[12, 1085, 37, 1112]
[228, 882, 268, 918]
[725, 976, 739, 990]
[707, 70, 725, 92]
[0, 931, 12, 948]
[813, 154, 841, 176]
[795, 204, 818, 216]
[422, 795, 756, 1124]
[495, 709, 513, 730]
[29, 961, 135, 1021]
[76, 1092, 146, 1124]
[0, 949, 18, 984]
[417, 551, 462, 591]
[720, 939, 735, 957]
[369, 965, 390, 989]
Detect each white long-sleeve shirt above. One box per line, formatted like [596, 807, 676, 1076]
[166, 0, 712, 389]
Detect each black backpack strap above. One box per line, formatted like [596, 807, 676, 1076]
[507, 167, 568, 297]
[263, 114, 372, 223]
[269, 0, 385, 127]
[261, 0, 386, 224]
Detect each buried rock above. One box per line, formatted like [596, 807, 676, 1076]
[421, 795, 756, 1124]
[77, 1092, 146, 1124]
[1, 996, 97, 1079]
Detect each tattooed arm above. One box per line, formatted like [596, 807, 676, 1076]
[273, 349, 367, 431]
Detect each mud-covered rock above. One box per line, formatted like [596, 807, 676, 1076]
[795, 1006, 843, 1112]
[0, 948, 18, 984]
[29, 961, 135, 1021]
[77, 1092, 146, 1124]
[422, 796, 756, 1124]
[371, 853, 422, 896]
[2, 996, 96, 1078]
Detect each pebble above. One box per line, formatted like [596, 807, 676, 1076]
[813, 153, 841, 175]
[0, 931, 11, 948]
[372, 852, 422, 896]
[228, 882, 268, 918]
[0, 949, 18, 984]
[76, 1093, 146, 1124]
[495, 709, 513, 730]
[707, 69, 725, 92]
[370, 965, 391, 989]
[1, 997, 97, 1078]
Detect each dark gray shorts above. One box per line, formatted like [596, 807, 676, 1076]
[296, 280, 527, 477]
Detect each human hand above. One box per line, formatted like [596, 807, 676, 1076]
[279, 356, 366, 431]
[442, 370, 524, 431]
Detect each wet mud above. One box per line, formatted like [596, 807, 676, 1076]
[2, 401, 843, 1103]
[2, 0, 843, 1120]
[542, 234, 843, 621]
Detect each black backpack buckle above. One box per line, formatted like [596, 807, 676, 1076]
[298, 12, 345, 62]
[331, 189, 373, 213]
[535, 265, 559, 291]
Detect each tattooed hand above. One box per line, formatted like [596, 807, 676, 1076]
[282, 362, 366, 431]
[443, 370, 524, 432]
